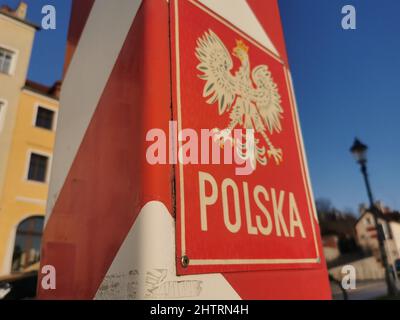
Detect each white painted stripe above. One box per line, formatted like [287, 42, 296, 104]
[45, 0, 143, 225]
[198, 0, 279, 56]
[95, 201, 241, 300]
[190, 258, 320, 266]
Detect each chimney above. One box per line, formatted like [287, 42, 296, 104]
[359, 203, 367, 214]
[15, 2, 27, 20]
[50, 81, 62, 99]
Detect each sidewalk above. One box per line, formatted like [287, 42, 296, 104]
[331, 280, 399, 300]
[331, 280, 387, 300]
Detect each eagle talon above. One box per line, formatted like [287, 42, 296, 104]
[268, 148, 283, 165]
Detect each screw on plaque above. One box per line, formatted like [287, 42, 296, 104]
[181, 255, 190, 268]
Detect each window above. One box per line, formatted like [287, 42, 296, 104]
[12, 216, 44, 272]
[27, 153, 49, 182]
[35, 106, 55, 130]
[0, 47, 15, 75]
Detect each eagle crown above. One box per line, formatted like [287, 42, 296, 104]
[232, 40, 249, 62]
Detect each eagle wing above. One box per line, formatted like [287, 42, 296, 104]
[251, 65, 283, 133]
[195, 30, 237, 115]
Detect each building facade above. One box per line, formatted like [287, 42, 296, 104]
[0, 3, 37, 200]
[0, 3, 60, 276]
[355, 206, 400, 267]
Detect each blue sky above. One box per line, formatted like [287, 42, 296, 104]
[1, 0, 399, 214]
[279, 0, 400, 213]
[0, 0, 71, 85]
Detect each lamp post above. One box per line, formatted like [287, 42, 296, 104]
[350, 138, 398, 296]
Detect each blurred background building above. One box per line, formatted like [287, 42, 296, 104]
[0, 2, 60, 277]
[318, 198, 400, 283]
[355, 203, 400, 267]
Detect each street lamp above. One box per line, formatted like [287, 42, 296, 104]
[350, 138, 367, 164]
[350, 138, 398, 296]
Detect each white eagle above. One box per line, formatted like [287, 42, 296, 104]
[195, 30, 283, 166]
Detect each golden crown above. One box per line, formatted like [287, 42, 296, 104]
[235, 40, 249, 52]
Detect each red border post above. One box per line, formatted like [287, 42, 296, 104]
[38, 0, 331, 300]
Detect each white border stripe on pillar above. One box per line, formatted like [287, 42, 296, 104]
[45, 0, 143, 225]
[95, 201, 241, 300]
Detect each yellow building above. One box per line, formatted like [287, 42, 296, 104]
[0, 2, 37, 200]
[0, 3, 60, 276]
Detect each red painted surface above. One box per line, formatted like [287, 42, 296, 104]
[38, 0, 331, 300]
[172, 0, 321, 275]
[38, 0, 172, 299]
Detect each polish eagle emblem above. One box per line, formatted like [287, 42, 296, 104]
[195, 30, 283, 167]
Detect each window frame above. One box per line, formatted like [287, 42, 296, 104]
[0, 44, 18, 76]
[32, 102, 58, 131]
[11, 215, 45, 273]
[0, 99, 7, 133]
[24, 149, 52, 184]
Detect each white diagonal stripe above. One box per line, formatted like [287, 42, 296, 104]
[198, 0, 279, 56]
[45, 0, 143, 225]
[95, 201, 241, 300]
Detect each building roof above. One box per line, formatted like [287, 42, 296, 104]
[382, 212, 400, 223]
[23, 80, 61, 100]
[355, 207, 400, 227]
[319, 212, 357, 237]
[0, 4, 40, 30]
